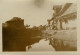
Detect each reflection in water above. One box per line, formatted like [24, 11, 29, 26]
[26, 37, 77, 51]
[26, 39, 55, 51]
[49, 38, 77, 51]
[28, 45, 32, 50]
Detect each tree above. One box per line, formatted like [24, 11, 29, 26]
[25, 24, 30, 28]
[49, 3, 77, 30]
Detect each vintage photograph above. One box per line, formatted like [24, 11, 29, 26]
[1, 0, 77, 52]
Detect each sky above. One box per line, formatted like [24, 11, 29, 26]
[0, 0, 76, 27]
[0, 0, 65, 27]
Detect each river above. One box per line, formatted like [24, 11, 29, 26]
[26, 39, 55, 51]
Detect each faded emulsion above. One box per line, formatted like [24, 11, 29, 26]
[2, 3, 77, 51]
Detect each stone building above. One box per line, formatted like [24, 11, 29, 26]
[3, 17, 24, 29]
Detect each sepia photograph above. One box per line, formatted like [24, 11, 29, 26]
[1, 0, 77, 52]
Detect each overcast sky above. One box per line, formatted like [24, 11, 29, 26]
[0, 0, 66, 27]
[0, 0, 76, 27]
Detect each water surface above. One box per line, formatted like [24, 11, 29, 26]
[26, 39, 55, 51]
